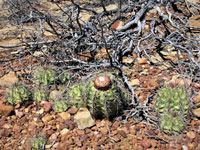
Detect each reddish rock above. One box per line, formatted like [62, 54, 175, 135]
[0, 102, 13, 116]
[43, 101, 52, 112]
[112, 121, 120, 130]
[118, 130, 127, 138]
[141, 138, 151, 149]
[15, 110, 24, 118]
[68, 106, 78, 115]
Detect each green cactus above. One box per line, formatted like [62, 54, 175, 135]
[31, 136, 47, 150]
[53, 99, 69, 112]
[7, 84, 31, 105]
[67, 72, 130, 119]
[59, 72, 71, 84]
[33, 67, 57, 85]
[33, 89, 49, 102]
[155, 86, 189, 116]
[160, 113, 185, 134]
[155, 86, 189, 134]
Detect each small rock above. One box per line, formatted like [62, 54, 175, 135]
[112, 121, 120, 129]
[60, 128, 69, 136]
[42, 101, 52, 112]
[49, 133, 57, 141]
[42, 114, 53, 123]
[74, 108, 95, 130]
[193, 93, 200, 104]
[0, 102, 13, 116]
[118, 130, 127, 138]
[186, 131, 196, 139]
[111, 20, 124, 30]
[36, 108, 44, 114]
[15, 110, 24, 118]
[138, 57, 148, 64]
[65, 120, 75, 130]
[182, 145, 188, 150]
[129, 79, 140, 86]
[141, 138, 151, 149]
[52, 142, 60, 148]
[68, 106, 78, 115]
[49, 90, 62, 101]
[58, 112, 71, 120]
[0, 71, 18, 87]
[100, 127, 108, 135]
[3, 123, 12, 129]
[13, 124, 21, 132]
[193, 108, 200, 118]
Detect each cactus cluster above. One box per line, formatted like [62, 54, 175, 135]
[67, 72, 130, 119]
[31, 136, 47, 150]
[53, 99, 69, 112]
[59, 72, 71, 84]
[33, 88, 49, 102]
[155, 86, 190, 134]
[7, 84, 31, 105]
[33, 67, 57, 85]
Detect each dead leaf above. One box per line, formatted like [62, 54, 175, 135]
[122, 57, 134, 64]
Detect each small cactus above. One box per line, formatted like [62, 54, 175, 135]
[31, 135, 47, 150]
[160, 113, 185, 134]
[155, 86, 190, 134]
[59, 72, 71, 84]
[67, 72, 130, 119]
[53, 99, 69, 112]
[33, 66, 57, 85]
[7, 84, 31, 105]
[33, 89, 49, 102]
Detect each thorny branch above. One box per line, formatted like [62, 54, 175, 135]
[0, 0, 200, 125]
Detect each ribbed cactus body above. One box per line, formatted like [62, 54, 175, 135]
[160, 113, 185, 134]
[31, 136, 47, 150]
[67, 72, 130, 119]
[155, 86, 189, 134]
[7, 84, 31, 105]
[33, 67, 57, 85]
[33, 89, 49, 102]
[59, 72, 71, 84]
[53, 99, 69, 112]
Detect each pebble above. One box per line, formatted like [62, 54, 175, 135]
[182, 145, 188, 150]
[68, 106, 78, 115]
[141, 138, 151, 149]
[42, 115, 53, 123]
[186, 131, 196, 139]
[15, 110, 24, 118]
[60, 128, 69, 136]
[58, 112, 71, 120]
[43, 102, 52, 112]
[0, 102, 13, 116]
[118, 130, 127, 138]
[100, 127, 108, 135]
[138, 57, 148, 64]
[193, 108, 200, 118]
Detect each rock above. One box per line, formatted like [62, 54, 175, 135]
[118, 130, 127, 138]
[74, 108, 95, 130]
[68, 106, 78, 115]
[129, 79, 140, 86]
[111, 20, 124, 30]
[49, 90, 62, 101]
[193, 94, 200, 104]
[42, 114, 53, 123]
[0, 102, 13, 116]
[58, 112, 71, 120]
[15, 110, 24, 118]
[60, 128, 69, 136]
[182, 145, 188, 150]
[138, 57, 148, 64]
[187, 0, 200, 4]
[193, 108, 200, 118]
[3, 123, 12, 129]
[42, 101, 52, 112]
[186, 131, 196, 139]
[49, 133, 57, 141]
[141, 138, 151, 149]
[0, 71, 18, 87]
[100, 127, 108, 135]
[189, 15, 200, 35]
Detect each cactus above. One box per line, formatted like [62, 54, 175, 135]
[33, 89, 49, 102]
[7, 84, 31, 105]
[160, 113, 185, 134]
[31, 136, 47, 150]
[59, 72, 71, 84]
[33, 66, 57, 85]
[155, 86, 190, 134]
[53, 99, 69, 112]
[67, 72, 130, 119]
[155, 86, 189, 116]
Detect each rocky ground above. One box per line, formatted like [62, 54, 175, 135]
[0, 0, 200, 150]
